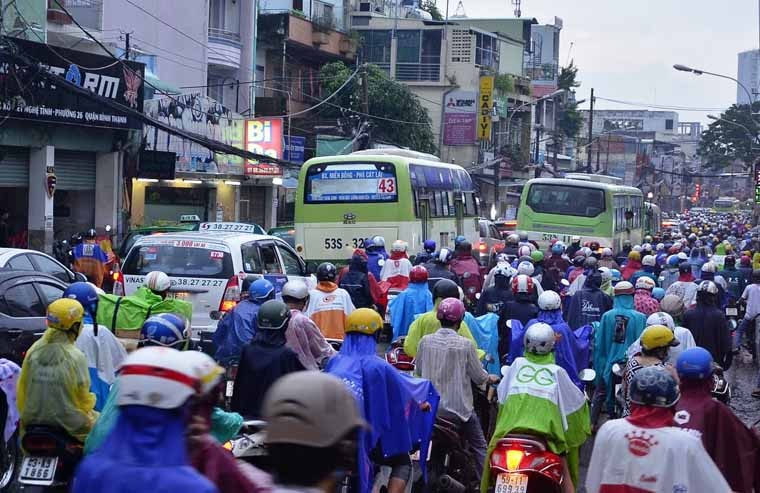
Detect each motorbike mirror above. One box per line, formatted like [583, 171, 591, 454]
[74, 272, 88, 283]
[579, 368, 596, 382]
[560, 279, 570, 287]
[209, 310, 224, 321]
[475, 292, 481, 300]
[105, 224, 112, 233]
[611, 363, 623, 377]
[501, 365, 510, 377]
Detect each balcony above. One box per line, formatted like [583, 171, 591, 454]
[395, 62, 441, 82]
[208, 27, 242, 69]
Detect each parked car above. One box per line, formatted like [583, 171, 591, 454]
[0, 248, 86, 284]
[477, 219, 505, 264]
[0, 270, 68, 364]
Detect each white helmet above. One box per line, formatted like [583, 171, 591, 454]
[602, 247, 613, 257]
[118, 347, 199, 409]
[646, 312, 675, 331]
[184, 350, 224, 395]
[701, 261, 717, 273]
[524, 323, 556, 354]
[391, 240, 408, 253]
[632, 245, 642, 252]
[656, 243, 665, 251]
[642, 255, 657, 267]
[697, 280, 718, 294]
[517, 261, 535, 276]
[518, 245, 532, 257]
[635, 276, 656, 290]
[537, 290, 562, 311]
[281, 280, 310, 300]
[599, 266, 612, 281]
[144, 271, 171, 293]
[641, 243, 652, 252]
[494, 265, 513, 278]
[677, 252, 689, 261]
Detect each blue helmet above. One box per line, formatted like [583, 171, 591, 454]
[629, 366, 680, 408]
[423, 239, 436, 253]
[454, 235, 466, 247]
[667, 255, 680, 267]
[676, 347, 714, 380]
[63, 282, 99, 316]
[364, 237, 376, 250]
[652, 287, 665, 301]
[610, 269, 622, 281]
[139, 313, 188, 349]
[249, 278, 275, 302]
[551, 243, 564, 255]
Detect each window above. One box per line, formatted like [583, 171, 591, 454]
[1, 284, 44, 318]
[397, 30, 421, 63]
[37, 283, 64, 305]
[277, 245, 304, 276]
[31, 255, 69, 283]
[259, 244, 283, 274]
[6, 255, 34, 271]
[464, 192, 479, 217]
[358, 30, 391, 68]
[527, 184, 605, 217]
[475, 32, 500, 70]
[241, 243, 263, 273]
[395, 30, 441, 81]
[665, 119, 674, 130]
[207, 76, 225, 105]
[209, 0, 241, 40]
[122, 244, 233, 279]
[490, 225, 501, 239]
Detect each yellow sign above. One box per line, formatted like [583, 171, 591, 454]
[478, 76, 494, 141]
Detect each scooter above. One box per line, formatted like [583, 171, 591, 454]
[385, 337, 415, 374]
[17, 426, 83, 492]
[419, 414, 482, 493]
[226, 420, 268, 469]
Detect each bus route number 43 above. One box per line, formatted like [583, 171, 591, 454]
[377, 178, 395, 193]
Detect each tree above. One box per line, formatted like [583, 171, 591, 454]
[558, 61, 580, 91]
[419, 0, 444, 20]
[698, 102, 760, 170]
[319, 62, 437, 154]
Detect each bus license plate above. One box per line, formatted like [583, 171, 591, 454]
[19, 456, 58, 485]
[495, 473, 528, 493]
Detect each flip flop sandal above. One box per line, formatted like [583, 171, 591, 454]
[752, 389, 760, 398]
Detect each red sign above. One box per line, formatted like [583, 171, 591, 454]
[245, 118, 283, 176]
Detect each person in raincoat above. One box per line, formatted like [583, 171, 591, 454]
[281, 280, 335, 370]
[389, 265, 433, 340]
[598, 266, 614, 296]
[64, 282, 127, 412]
[476, 265, 513, 316]
[380, 240, 413, 290]
[413, 239, 436, 266]
[0, 359, 20, 449]
[566, 270, 613, 330]
[18, 298, 97, 443]
[449, 240, 483, 306]
[598, 247, 620, 270]
[72, 347, 217, 493]
[213, 278, 275, 367]
[339, 249, 379, 310]
[543, 242, 570, 289]
[306, 262, 356, 339]
[327, 308, 439, 493]
[366, 236, 389, 281]
[483, 323, 591, 493]
[633, 276, 661, 316]
[620, 250, 642, 281]
[658, 254, 682, 291]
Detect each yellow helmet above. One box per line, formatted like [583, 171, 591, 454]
[641, 324, 679, 351]
[345, 308, 384, 336]
[46, 298, 84, 333]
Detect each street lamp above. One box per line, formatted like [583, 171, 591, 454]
[673, 63, 755, 109]
[706, 114, 758, 146]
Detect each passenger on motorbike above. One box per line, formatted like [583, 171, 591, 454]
[18, 299, 97, 444]
[598, 266, 614, 296]
[476, 265, 513, 316]
[339, 249, 379, 310]
[306, 262, 356, 339]
[73, 347, 217, 493]
[738, 255, 753, 292]
[422, 248, 460, 292]
[450, 240, 483, 306]
[629, 254, 658, 286]
[665, 261, 698, 306]
[566, 269, 613, 330]
[485, 322, 591, 493]
[366, 236, 389, 281]
[72, 228, 108, 288]
[413, 239, 436, 266]
[674, 347, 760, 493]
[697, 261, 728, 308]
[389, 265, 433, 340]
[659, 254, 681, 290]
[720, 255, 743, 301]
[544, 242, 570, 287]
[262, 372, 367, 493]
[213, 278, 275, 367]
[231, 300, 305, 419]
[620, 251, 642, 281]
[415, 298, 499, 478]
[64, 282, 127, 411]
[586, 366, 731, 493]
[682, 281, 732, 370]
[380, 240, 413, 290]
[497, 274, 539, 361]
[566, 252, 586, 284]
[633, 276, 660, 316]
[627, 311, 695, 365]
[280, 280, 335, 370]
[598, 247, 619, 270]
[327, 308, 438, 493]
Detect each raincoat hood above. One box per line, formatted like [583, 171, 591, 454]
[389, 283, 433, 340]
[251, 328, 287, 348]
[585, 272, 602, 290]
[643, 265, 655, 273]
[613, 293, 635, 310]
[390, 251, 408, 260]
[349, 255, 368, 273]
[537, 308, 564, 325]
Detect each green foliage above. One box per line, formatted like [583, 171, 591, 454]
[494, 74, 514, 94]
[558, 61, 580, 91]
[320, 62, 437, 154]
[558, 102, 583, 139]
[698, 103, 759, 170]
[419, 0, 444, 20]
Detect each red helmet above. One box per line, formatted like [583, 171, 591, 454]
[511, 274, 535, 295]
[436, 297, 466, 324]
[741, 255, 751, 266]
[409, 265, 429, 283]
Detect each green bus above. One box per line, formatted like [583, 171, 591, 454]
[516, 174, 644, 252]
[294, 150, 479, 262]
[644, 202, 662, 237]
[713, 197, 739, 212]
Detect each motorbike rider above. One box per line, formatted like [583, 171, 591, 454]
[422, 248, 459, 291]
[720, 255, 743, 302]
[339, 249, 379, 310]
[674, 347, 760, 493]
[413, 239, 436, 266]
[614, 239, 632, 267]
[627, 311, 696, 365]
[262, 372, 367, 493]
[566, 269, 613, 330]
[598, 266, 614, 296]
[281, 280, 336, 370]
[213, 278, 275, 366]
[380, 240, 413, 290]
[476, 265, 513, 316]
[415, 298, 499, 478]
[389, 265, 433, 340]
[501, 233, 520, 261]
[544, 241, 570, 287]
[483, 253, 512, 290]
[659, 254, 681, 290]
[566, 235, 582, 258]
[633, 276, 660, 316]
[697, 261, 728, 308]
[620, 251, 642, 281]
[598, 247, 620, 270]
[738, 254, 753, 292]
[327, 308, 438, 493]
[64, 282, 127, 411]
[665, 261, 698, 307]
[682, 280, 732, 370]
[450, 240, 483, 306]
[306, 262, 356, 339]
[567, 252, 586, 284]
[366, 236, 389, 281]
[586, 366, 732, 493]
[497, 274, 539, 360]
[231, 300, 305, 418]
[73, 347, 217, 493]
[485, 322, 591, 493]
[72, 228, 108, 288]
[630, 254, 657, 286]
[18, 298, 97, 443]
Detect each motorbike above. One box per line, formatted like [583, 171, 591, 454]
[52, 240, 71, 269]
[225, 420, 268, 469]
[611, 362, 626, 419]
[711, 365, 731, 404]
[417, 414, 482, 493]
[17, 426, 83, 492]
[385, 337, 415, 374]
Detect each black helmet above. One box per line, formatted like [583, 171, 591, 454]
[70, 233, 83, 245]
[583, 256, 598, 269]
[432, 279, 459, 301]
[85, 228, 97, 240]
[629, 366, 680, 408]
[456, 240, 472, 253]
[678, 262, 691, 274]
[752, 269, 760, 284]
[257, 300, 291, 330]
[724, 255, 735, 268]
[316, 262, 337, 282]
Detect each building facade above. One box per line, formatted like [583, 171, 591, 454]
[737, 49, 760, 105]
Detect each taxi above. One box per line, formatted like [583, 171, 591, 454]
[116, 222, 313, 338]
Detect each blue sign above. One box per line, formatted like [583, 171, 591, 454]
[284, 136, 306, 164]
[307, 167, 398, 203]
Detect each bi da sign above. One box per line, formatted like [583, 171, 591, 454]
[245, 118, 283, 176]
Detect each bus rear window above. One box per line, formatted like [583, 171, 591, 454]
[527, 184, 605, 217]
[304, 163, 398, 204]
[123, 244, 234, 279]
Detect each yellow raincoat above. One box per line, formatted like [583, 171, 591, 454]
[17, 327, 98, 443]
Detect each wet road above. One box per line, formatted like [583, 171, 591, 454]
[726, 352, 760, 428]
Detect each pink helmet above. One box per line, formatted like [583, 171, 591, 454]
[436, 297, 466, 325]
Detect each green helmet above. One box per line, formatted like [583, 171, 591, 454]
[530, 250, 544, 263]
[257, 300, 291, 330]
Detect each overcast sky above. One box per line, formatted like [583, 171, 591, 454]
[435, 0, 759, 124]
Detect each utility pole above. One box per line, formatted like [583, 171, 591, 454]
[586, 87, 594, 173]
[124, 32, 130, 60]
[361, 65, 370, 149]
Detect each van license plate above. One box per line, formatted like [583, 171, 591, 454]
[495, 473, 528, 493]
[19, 456, 58, 485]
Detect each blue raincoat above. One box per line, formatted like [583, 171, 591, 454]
[212, 299, 263, 366]
[629, 266, 657, 286]
[73, 405, 217, 493]
[326, 333, 439, 493]
[463, 312, 501, 375]
[367, 248, 389, 282]
[389, 282, 433, 340]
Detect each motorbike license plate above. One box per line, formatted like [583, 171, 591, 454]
[19, 456, 58, 485]
[167, 291, 189, 299]
[495, 473, 528, 493]
[726, 307, 738, 316]
[226, 380, 234, 397]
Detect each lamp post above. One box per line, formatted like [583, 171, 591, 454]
[673, 64, 756, 113]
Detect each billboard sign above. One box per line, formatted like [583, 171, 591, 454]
[284, 135, 306, 164]
[443, 90, 477, 146]
[478, 76, 494, 141]
[245, 118, 283, 175]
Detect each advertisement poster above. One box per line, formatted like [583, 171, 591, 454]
[443, 90, 477, 146]
[284, 135, 306, 164]
[478, 76, 494, 141]
[245, 118, 283, 176]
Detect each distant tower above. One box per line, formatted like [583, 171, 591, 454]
[511, 0, 522, 17]
[451, 0, 467, 18]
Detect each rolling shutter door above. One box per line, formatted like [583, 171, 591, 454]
[0, 146, 29, 187]
[55, 150, 96, 190]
